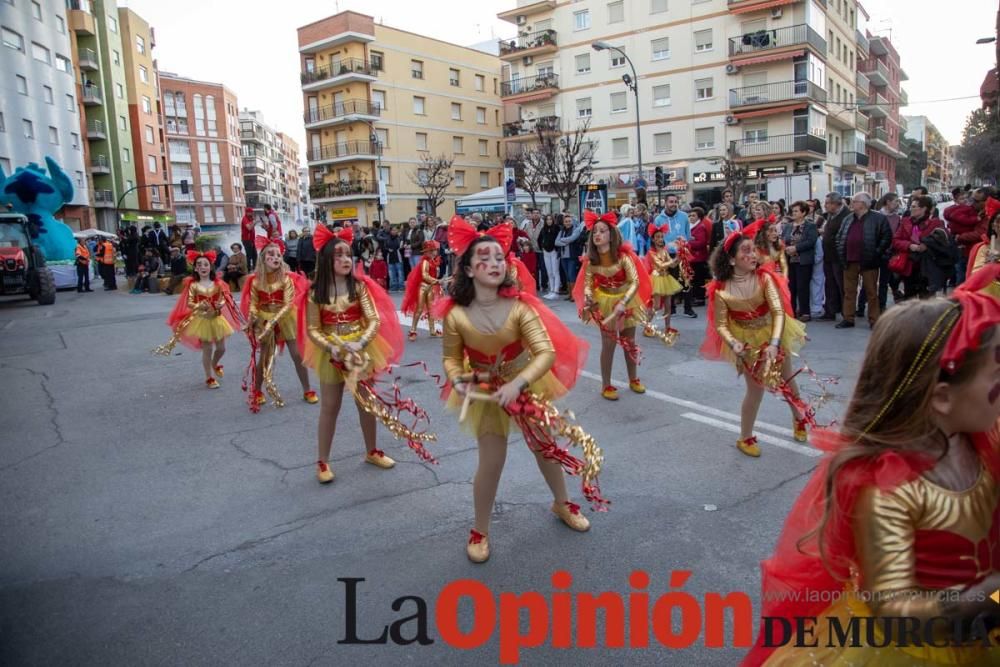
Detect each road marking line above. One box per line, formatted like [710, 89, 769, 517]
[579, 370, 795, 438]
[680, 412, 820, 457]
[397, 311, 429, 331]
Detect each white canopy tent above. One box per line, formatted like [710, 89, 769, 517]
[454, 186, 553, 216]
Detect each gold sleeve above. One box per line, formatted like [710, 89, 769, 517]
[583, 261, 594, 302]
[306, 296, 330, 350]
[713, 291, 737, 349]
[248, 279, 260, 320]
[853, 484, 948, 619]
[763, 274, 785, 345]
[358, 285, 380, 347]
[779, 248, 789, 276]
[283, 276, 295, 309]
[621, 255, 639, 304]
[421, 258, 438, 285]
[441, 311, 466, 385]
[185, 282, 197, 310]
[514, 303, 556, 387]
[971, 244, 988, 274]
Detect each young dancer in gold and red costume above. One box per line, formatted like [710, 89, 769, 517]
[754, 219, 788, 277]
[402, 240, 443, 341]
[298, 225, 417, 484]
[572, 210, 652, 401]
[158, 251, 240, 388]
[436, 217, 605, 563]
[744, 290, 1000, 666]
[643, 222, 683, 339]
[965, 204, 1000, 300]
[701, 223, 809, 456]
[240, 236, 316, 411]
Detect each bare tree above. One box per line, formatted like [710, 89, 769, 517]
[526, 119, 598, 210]
[721, 152, 749, 200]
[409, 153, 454, 216]
[505, 147, 545, 209]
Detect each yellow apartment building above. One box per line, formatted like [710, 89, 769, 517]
[297, 11, 504, 226]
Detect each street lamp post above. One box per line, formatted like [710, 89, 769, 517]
[592, 41, 642, 192]
[363, 119, 385, 225]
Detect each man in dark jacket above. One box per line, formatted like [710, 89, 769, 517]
[818, 193, 850, 321]
[834, 193, 891, 329]
[379, 225, 403, 290]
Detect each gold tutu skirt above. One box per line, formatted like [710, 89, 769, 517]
[593, 287, 645, 329]
[765, 595, 1000, 666]
[719, 316, 806, 370]
[651, 273, 683, 297]
[446, 371, 568, 439]
[257, 310, 297, 343]
[302, 330, 391, 386]
[182, 315, 233, 344]
[980, 280, 1000, 301]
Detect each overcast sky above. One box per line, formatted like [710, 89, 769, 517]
[125, 0, 995, 160]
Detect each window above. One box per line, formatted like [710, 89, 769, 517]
[2, 28, 23, 51]
[449, 68, 460, 86]
[151, 185, 160, 202]
[416, 132, 428, 150]
[375, 128, 388, 147]
[122, 148, 130, 162]
[480, 172, 490, 188]
[574, 10, 590, 30]
[610, 92, 627, 113]
[0, 159, 11, 175]
[142, 96, 152, 114]
[453, 136, 464, 154]
[31, 1, 41, 20]
[416, 168, 429, 185]
[576, 97, 592, 118]
[476, 107, 486, 124]
[136, 35, 145, 54]
[115, 83, 124, 99]
[695, 77, 714, 100]
[612, 137, 628, 159]
[139, 66, 149, 83]
[56, 15, 65, 34]
[112, 50, 120, 65]
[370, 51, 384, 71]
[43, 85, 53, 104]
[108, 16, 117, 33]
[23, 119, 33, 139]
[694, 29, 713, 52]
[651, 37, 670, 60]
[148, 155, 157, 172]
[610, 47, 626, 68]
[455, 170, 465, 187]
[65, 93, 74, 111]
[372, 90, 386, 111]
[411, 59, 423, 79]
[31, 42, 50, 64]
[119, 116, 127, 131]
[475, 74, 485, 91]
[16, 75, 27, 95]
[651, 0, 668, 13]
[451, 102, 462, 120]
[654, 132, 672, 154]
[378, 166, 390, 185]
[478, 139, 489, 156]
[652, 84, 671, 107]
[145, 125, 154, 143]
[71, 133, 79, 149]
[576, 53, 591, 74]
[744, 124, 768, 143]
[695, 127, 715, 149]
[48, 126, 58, 144]
[0, 112, 4, 132]
[413, 96, 425, 114]
[608, 1, 624, 23]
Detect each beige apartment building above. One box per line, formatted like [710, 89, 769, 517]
[498, 0, 871, 206]
[297, 11, 504, 225]
[238, 110, 302, 224]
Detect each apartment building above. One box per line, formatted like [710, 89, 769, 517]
[1, 0, 90, 228]
[159, 72, 243, 228]
[822, 0, 867, 196]
[298, 11, 504, 225]
[276, 132, 302, 221]
[237, 110, 301, 224]
[117, 7, 169, 223]
[859, 26, 906, 197]
[903, 115, 948, 192]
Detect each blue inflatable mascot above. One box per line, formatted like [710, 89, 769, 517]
[0, 156, 78, 261]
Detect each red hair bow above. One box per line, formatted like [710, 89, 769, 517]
[423, 240, 440, 253]
[600, 211, 618, 225]
[582, 210, 598, 230]
[255, 235, 285, 254]
[186, 250, 217, 265]
[724, 219, 765, 253]
[940, 288, 1000, 374]
[647, 222, 669, 237]
[313, 224, 353, 253]
[447, 218, 513, 256]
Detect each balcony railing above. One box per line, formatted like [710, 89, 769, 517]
[861, 59, 889, 87]
[304, 99, 382, 125]
[67, 0, 90, 11]
[729, 133, 827, 159]
[93, 189, 114, 205]
[856, 71, 869, 94]
[842, 152, 869, 168]
[306, 141, 381, 162]
[503, 115, 560, 138]
[870, 126, 889, 144]
[899, 88, 908, 106]
[498, 29, 557, 57]
[856, 30, 869, 56]
[86, 119, 105, 137]
[310, 180, 379, 199]
[729, 24, 826, 58]
[90, 154, 110, 172]
[856, 112, 869, 133]
[300, 58, 377, 86]
[82, 84, 102, 104]
[728, 80, 826, 108]
[78, 47, 98, 70]
[501, 72, 559, 97]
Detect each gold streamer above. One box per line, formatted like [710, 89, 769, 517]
[152, 303, 209, 356]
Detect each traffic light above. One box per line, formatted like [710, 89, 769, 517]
[654, 166, 664, 188]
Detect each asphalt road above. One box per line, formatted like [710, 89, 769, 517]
[0, 280, 874, 666]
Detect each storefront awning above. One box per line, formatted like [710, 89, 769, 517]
[732, 49, 804, 66]
[733, 102, 808, 120]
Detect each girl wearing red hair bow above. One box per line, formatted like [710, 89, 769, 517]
[402, 239, 443, 341]
[701, 223, 808, 456]
[643, 222, 683, 338]
[437, 217, 599, 563]
[744, 291, 1000, 666]
[298, 225, 406, 483]
[240, 236, 315, 410]
[964, 207, 1000, 301]
[572, 210, 652, 400]
[160, 250, 240, 388]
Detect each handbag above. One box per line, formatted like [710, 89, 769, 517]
[888, 250, 912, 277]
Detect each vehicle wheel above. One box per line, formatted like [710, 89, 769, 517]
[27, 269, 40, 300]
[36, 268, 56, 305]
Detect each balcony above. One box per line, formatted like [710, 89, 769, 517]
[727, 0, 823, 11]
[93, 189, 114, 208]
[856, 30, 869, 58]
[503, 115, 560, 140]
[729, 133, 827, 161]
[728, 80, 826, 109]
[310, 180, 379, 203]
[842, 151, 869, 172]
[861, 92, 889, 119]
[86, 119, 106, 140]
[498, 0, 557, 24]
[90, 154, 110, 174]
[861, 59, 889, 88]
[898, 115, 908, 132]
[500, 72, 559, 101]
[68, 2, 95, 35]
[899, 67, 908, 82]
[498, 29, 558, 60]
[856, 71, 869, 95]
[729, 24, 826, 60]
[78, 48, 99, 71]
[306, 140, 381, 166]
[304, 99, 381, 129]
[899, 88, 908, 107]
[300, 58, 377, 91]
[870, 126, 889, 144]
[856, 112, 869, 134]
[82, 84, 102, 106]
[870, 35, 889, 57]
